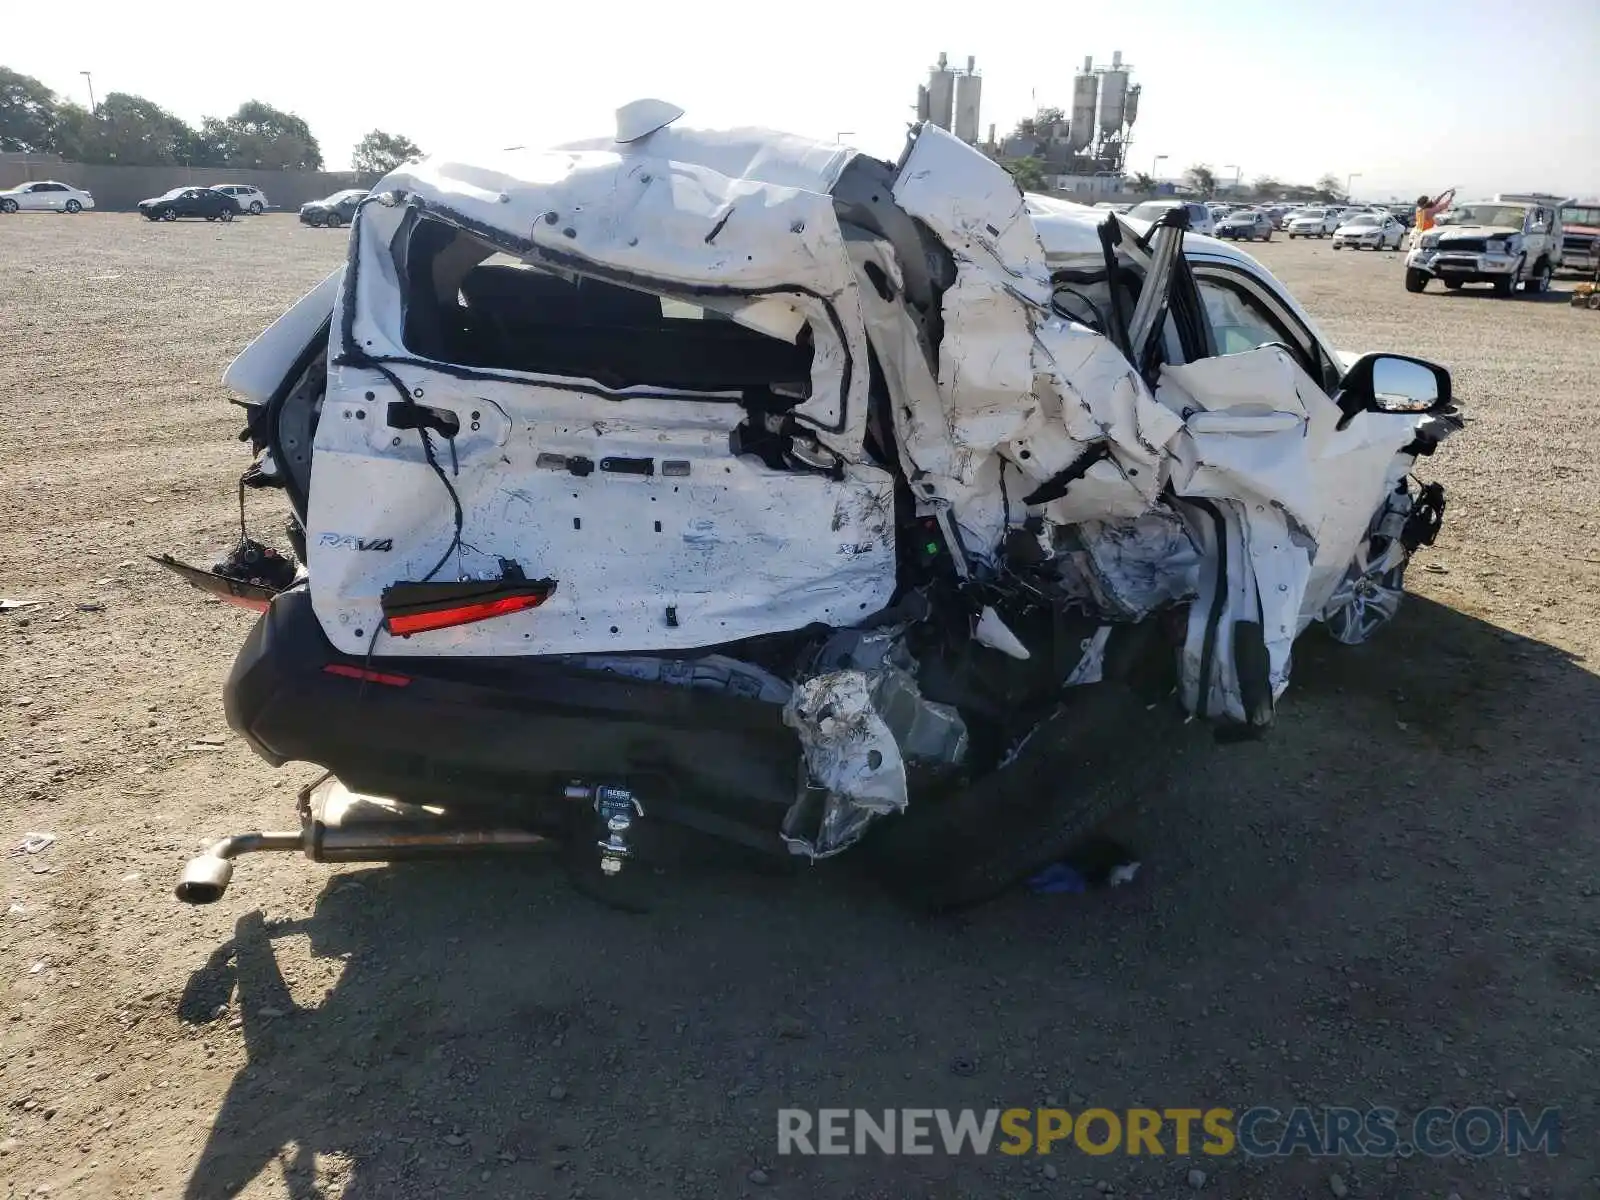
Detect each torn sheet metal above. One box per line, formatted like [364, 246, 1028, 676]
[1055, 513, 1201, 621]
[781, 635, 968, 859]
[782, 670, 907, 859]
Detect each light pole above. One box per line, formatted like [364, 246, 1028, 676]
[835, 131, 855, 145]
[1346, 172, 1361, 199]
[80, 71, 96, 114]
[1151, 153, 1168, 182]
[1223, 164, 1241, 194]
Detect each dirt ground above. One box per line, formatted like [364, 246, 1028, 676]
[2, 214, 1597, 1200]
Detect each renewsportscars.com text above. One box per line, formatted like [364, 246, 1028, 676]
[777, 1106, 1560, 1158]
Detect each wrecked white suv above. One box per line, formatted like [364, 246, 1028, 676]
[164, 102, 1460, 911]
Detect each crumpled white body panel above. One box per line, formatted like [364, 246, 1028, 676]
[248, 117, 1451, 720]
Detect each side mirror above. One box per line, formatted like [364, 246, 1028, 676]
[1336, 352, 1452, 423]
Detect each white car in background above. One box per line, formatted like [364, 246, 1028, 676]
[1332, 212, 1406, 251]
[1126, 199, 1215, 236]
[0, 180, 95, 214]
[213, 185, 270, 215]
[1287, 208, 1339, 238]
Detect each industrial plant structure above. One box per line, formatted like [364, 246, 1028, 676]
[993, 52, 1143, 197]
[916, 53, 983, 146]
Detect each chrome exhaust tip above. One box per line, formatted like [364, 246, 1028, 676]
[175, 854, 235, 904]
[173, 831, 305, 904]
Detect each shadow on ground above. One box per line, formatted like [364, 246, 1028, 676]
[177, 597, 1597, 1200]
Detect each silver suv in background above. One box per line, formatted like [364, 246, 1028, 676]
[213, 185, 269, 215]
[1405, 199, 1563, 296]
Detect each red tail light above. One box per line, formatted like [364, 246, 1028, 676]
[384, 592, 551, 637]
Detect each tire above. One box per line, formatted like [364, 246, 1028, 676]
[248, 201, 264, 215]
[1589, 293, 1600, 311]
[0, 198, 16, 214]
[324, 212, 342, 228]
[205, 216, 217, 223]
[219, 209, 234, 223]
[1525, 259, 1551, 294]
[1332, 242, 1342, 251]
[145, 213, 160, 222]
[868, 681, 1198, 913]
[161, 209, 177, 222]
[1405, 268, 1428, 293]
[1261, 231, 1271, 241]
[1493, 259, 1522, 297]
[64, 199, 81, 214]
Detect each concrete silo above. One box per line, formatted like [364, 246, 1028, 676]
[1070, 57, 1098, 152]
[953, 57, 982, 144]
[1098, 50, 1129, 137]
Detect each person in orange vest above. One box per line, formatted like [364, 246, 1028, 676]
[1412, 188, 1457, 247]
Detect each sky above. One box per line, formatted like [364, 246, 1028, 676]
[8, 0, 1600, 199]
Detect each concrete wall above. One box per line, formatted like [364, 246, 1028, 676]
[0, 155, 380, 212]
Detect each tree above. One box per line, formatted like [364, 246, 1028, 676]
[178, 119, 230, 168]
[56, 92, 197, 165]
[206, 101, 323, 170]
[1130, 172, 1156, 195]
[0, 67, 60, 153]
[1185, 164, 1217, 198]
[1315, 173, 1343, 202]
[351, 130, 422, 174]
[1253, 176, 1282, 200]
[1006, 156, 1048, 193]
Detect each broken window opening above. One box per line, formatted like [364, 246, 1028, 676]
[394, 215, 816, 400]
[1191, 267, 1340, 391]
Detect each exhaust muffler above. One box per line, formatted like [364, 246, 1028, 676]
[175, 775, 550, 904]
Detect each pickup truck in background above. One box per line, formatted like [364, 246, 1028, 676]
[1405, 197, 1564, 296]
[1558, 201, 1600, 276]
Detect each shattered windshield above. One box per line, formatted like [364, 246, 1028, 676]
[1438, 205, 1525, 228]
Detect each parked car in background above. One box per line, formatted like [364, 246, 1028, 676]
[1126, 199, 1215, 236]
[1405, 199, 1563, 295]
[299, 189, 368, 228]
[0, 180, 95, 214]
[1332, 212, 1407, 251]
[138, 187, 242, 222]
[213, 185, 269, 215]
[1558, 201, 1600, 275]
[1287, 208, 1340, 238]
[1215, 209, 1275, 241]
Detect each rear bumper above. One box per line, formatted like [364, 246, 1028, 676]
[225, 587, 802, 825]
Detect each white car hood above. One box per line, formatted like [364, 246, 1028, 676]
[1433, 223, 1520, 238]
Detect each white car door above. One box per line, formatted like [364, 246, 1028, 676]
[1180, 259, 1440, 637]
[16, 184, 46, 211]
